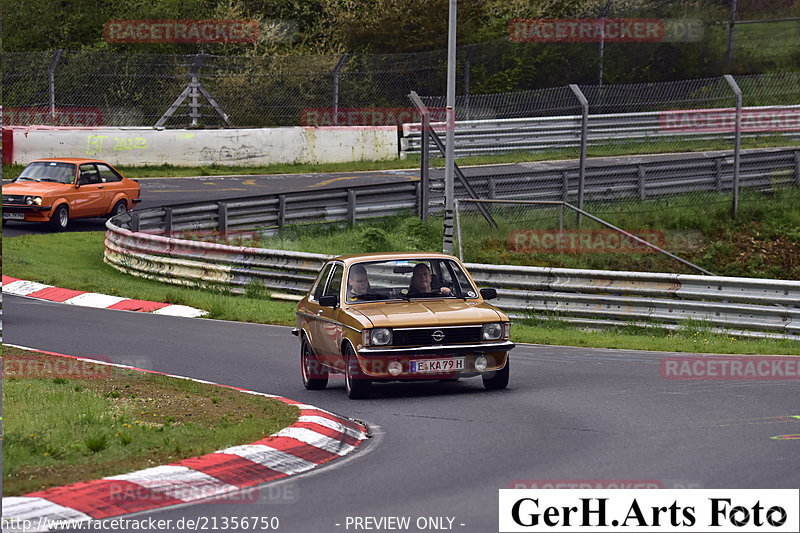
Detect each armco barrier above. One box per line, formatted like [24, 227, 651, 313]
[104, 181, 800, 340]
[401, 105, 800, 157]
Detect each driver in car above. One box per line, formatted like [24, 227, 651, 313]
[348, 264, 370, 300]
[409, 263, 452, 296]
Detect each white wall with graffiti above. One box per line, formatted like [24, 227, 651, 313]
[2, 125, 398, 166]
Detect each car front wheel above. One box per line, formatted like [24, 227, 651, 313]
[482, 357, 509, 390]
[49, 204, 69, 231]
[344, 344, 371, 399]
[301, 337, 328, 390]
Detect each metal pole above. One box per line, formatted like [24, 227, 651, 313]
[420, 111, 430, 221]
[724, 74, 742, 219]
[443, 0, 457, 254]
[598, 0, 612, 87]
[463, 44, 474, 120]
[332, 53, 349, 126]
[727, 0, 738, 66]
[454, 199, 463, 260]
[48, 50, 63, 124]
[569, 84, 589, 226]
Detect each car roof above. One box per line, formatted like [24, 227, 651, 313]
[332, 251, 459, 266]
[30, 158, 110, 164]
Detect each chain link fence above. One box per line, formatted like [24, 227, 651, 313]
[412, 72, 800, 221]
[2, 0, 799, 130]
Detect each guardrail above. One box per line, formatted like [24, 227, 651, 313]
[400, 105, 800, 157]
[437, 147, 800, 207]
[105, 188, 800, 340]
[124, 181, 420, 234]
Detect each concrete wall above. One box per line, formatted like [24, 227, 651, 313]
[2, 126, 398, 166]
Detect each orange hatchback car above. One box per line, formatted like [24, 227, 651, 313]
[2, 158, 141, 231]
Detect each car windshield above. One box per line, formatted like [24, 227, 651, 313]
[345, 258, 479, 304]
[17, 162, 76, 184]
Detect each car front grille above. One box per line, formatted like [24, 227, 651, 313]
[2, 195, 25, 204]
[393, 326, 482, 346]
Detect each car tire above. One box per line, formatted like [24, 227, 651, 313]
[109, 200, 128, 219]
[301, 336, 328, 390]
[482, 357, 509, 390]
[344, 344, 371, 399]
[49, 204, 69, 232]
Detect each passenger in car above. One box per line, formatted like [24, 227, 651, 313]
[347, 264, 371, 299]
[409, 263, 452, 296]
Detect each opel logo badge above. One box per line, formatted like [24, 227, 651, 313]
[432, 330, 445, 342]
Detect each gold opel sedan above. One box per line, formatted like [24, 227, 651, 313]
[292, 252, 514, 399]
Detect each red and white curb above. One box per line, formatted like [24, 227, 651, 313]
[2, 346, 370, 532]
[1, 276, 207, 318]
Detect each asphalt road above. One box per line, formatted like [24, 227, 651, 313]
[6, 294, 799, 532]
[1, 169, 417, 238]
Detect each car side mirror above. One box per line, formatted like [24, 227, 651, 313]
[319, 295, 338, 307]
[480, 288, 497, 300]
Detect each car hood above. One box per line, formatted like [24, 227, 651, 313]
[351, 299, 503, 328]
[3, 181, 71, 196]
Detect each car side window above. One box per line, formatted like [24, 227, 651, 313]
[96, 163, 122, 183]
[324, 264, 344, 298]
[311, 264, 333, 302]
[78, 164, 100, 185]
[447, 261, 479, 298]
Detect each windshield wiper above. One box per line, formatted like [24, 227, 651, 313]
[16, 177, 38, 182]
[39, 178, 64, 183]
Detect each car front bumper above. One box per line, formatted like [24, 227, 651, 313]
[355, 341, 514, 379]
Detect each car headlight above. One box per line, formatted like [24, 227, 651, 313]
[482, 322, 503, 341]
[370, 328, 393, 346]
[25, 196, 42, 206]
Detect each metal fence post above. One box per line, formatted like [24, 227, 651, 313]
[454, 199, 463, 260]
[164, 207, 173, 236]
[727, 0, 738, 66]
[130, 212, 140, 232]
[347, 189, 357, 226]
[48, 50, 63, 124]
[569, 84, 589, 226]
[278, 194, 286, 228]
[724, 74, 742, 219]
[420, 111, 430, 221]
[218, 201, 228, 234]
[463, 44, 475, 120]
[794, 151, 800, 185]
[332, 53, 350, 125]
[637, 165, 646, 199]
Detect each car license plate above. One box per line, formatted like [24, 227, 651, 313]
[410, 357, 466, 373]
[2, 212, 24, 220]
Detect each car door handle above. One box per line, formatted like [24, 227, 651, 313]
[316, 310, 324, 316]
[98, 186, 104, 189]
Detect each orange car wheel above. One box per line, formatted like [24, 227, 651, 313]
[49, 204, 69, 232]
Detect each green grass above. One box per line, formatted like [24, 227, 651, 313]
[2, 232, 297, 324]
[512, 319, 800, 356]
[2, 346, 298, 496]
